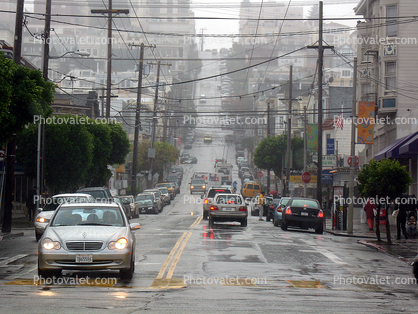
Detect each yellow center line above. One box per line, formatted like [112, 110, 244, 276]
[166, 232, 192, 279]
[190, 216, 202, 228]
[156, 232, 187, 279]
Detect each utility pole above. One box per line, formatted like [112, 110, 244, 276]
[266, 100, 271, 193]
[307, 1, 333, 207]
[38, 0, 52, 209]
[348, 57, 357, 234]
[303, 106, 307, 197]
[2, 0, 24, 233]
[286, 65, 292, 196]
[91, 2, 129, 119]
[148, 61, 171, 188]
[130, 43, 154, 195]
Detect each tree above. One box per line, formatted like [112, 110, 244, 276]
[17, 117, 130, 191]
[17, 120, 94, 193]
[85, 121, 112, 187]
[1, 54, 55, 232]
[108, 122, 130, 165]
[253, 135, 286, 178]
[253, 134, 304, 178]
[0, 54, 54, 144]
[357, 158, 412, 244]
[136, 141, 179, 188]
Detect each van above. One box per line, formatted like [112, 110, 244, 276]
[241, 181, 262, 199]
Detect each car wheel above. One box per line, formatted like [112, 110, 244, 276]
[281, 221, 287, 231]
[273, 217, 279, 227]
[241, 219, 247, 227]
[120, 255, 135, 280]
[35, 232, 42, 241]
[315, 225, 324, 234]
[208, 217, 214, 228]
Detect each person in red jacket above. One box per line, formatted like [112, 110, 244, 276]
[364, 199, 377, 231]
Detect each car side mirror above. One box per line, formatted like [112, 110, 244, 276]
[130, 223, 141, 230]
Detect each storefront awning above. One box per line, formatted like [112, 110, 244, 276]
[399, 132, 418, 155]
[374, 132, 418, 161]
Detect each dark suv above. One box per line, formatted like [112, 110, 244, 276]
[202, 187, 232, 219]
[76, 187, 113, 202]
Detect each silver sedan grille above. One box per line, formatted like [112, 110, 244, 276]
[65, 241, 103, 251]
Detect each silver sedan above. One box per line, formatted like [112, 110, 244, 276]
[38, 203, 140, 280]
[208, 194, 248, 227]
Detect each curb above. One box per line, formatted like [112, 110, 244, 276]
[325, 230, 376, 239]
[358, 240, 412, 263]
[0, 232, 25, 241]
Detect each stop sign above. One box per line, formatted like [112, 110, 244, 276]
[301, 171, 311, 184]
[257, 171, 263, 178]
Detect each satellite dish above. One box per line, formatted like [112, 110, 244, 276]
[328, 76, 334, 84]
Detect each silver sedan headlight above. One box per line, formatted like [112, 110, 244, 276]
[36, 217, 50, 223]
[108, 238, 128, 250]
[42, 238, 61, 250]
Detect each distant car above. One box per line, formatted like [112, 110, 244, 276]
[250, 195, 273, 216]
[136, 193, 160, 214]
[190, 179, 206, 194]
[185, 142, 192, 149]
[38, 202, 139, 279]
[113, 197, 133, 219]
[204, 134, 213, 143]
[208, 194, 248, 227]
[156, 187, 171, 205]
[281, 197, 324, 234]
[200, 94, 206, 103]
[155, 182, 176, 199]
[119, 195, 138, 218]
[76, 187, 113, 202]
[183, 156, 198, 164]
[266, 198, 280, 222]
[180, 153, 190, 163]
[34, 193, 96, 241]
[143, 189, 164, 211]
[272, 197, 291, 227]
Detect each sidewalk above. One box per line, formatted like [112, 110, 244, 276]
[326, 213, 418, 263]
[0, 213, 33, 241]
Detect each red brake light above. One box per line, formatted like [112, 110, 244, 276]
[204, 199, 208, 204]
[210, 206, 218, 211]
[238, 206, 247, 212]
[277, 206, 282, 212]
[318, 210, 324, 218]
[285, 207, 292, 215]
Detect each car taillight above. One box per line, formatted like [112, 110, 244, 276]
[285, 207, 292, 215]
[204, 199, 209, 204]
[238, 206, 247, 212]
[210, 206, 218, 211]
[318, 210, 324, 218]
[270, 205, 274, 209]
[277, 206, 282, 212]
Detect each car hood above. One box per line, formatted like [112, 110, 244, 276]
[44, 226, 128, 243]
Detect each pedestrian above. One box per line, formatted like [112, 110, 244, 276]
[258, 192, 265, 221]
[363, 198, 376, 231]
[26, 188, 37, 222]
[396, 195, 409, 240]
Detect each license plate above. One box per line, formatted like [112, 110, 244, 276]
[301, 212, 309, 216]
[222, 207, 234, 211]
[76, 254, 93, 263]
[141, 209, 146, 213]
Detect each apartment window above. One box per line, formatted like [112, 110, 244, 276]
[386, 5, 397, 37]
[362, 83, 372, 96]
[385, 61, 396, 91]
[342, 70, 351, 77]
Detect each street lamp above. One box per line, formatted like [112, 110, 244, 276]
[49, 50, 90, 59]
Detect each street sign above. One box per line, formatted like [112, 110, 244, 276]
[301, 171, 311, 184]
[257, 171, 263, 178]
[347, 156, 359, 167]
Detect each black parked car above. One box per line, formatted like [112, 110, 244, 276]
[281, 197, 324, 234]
